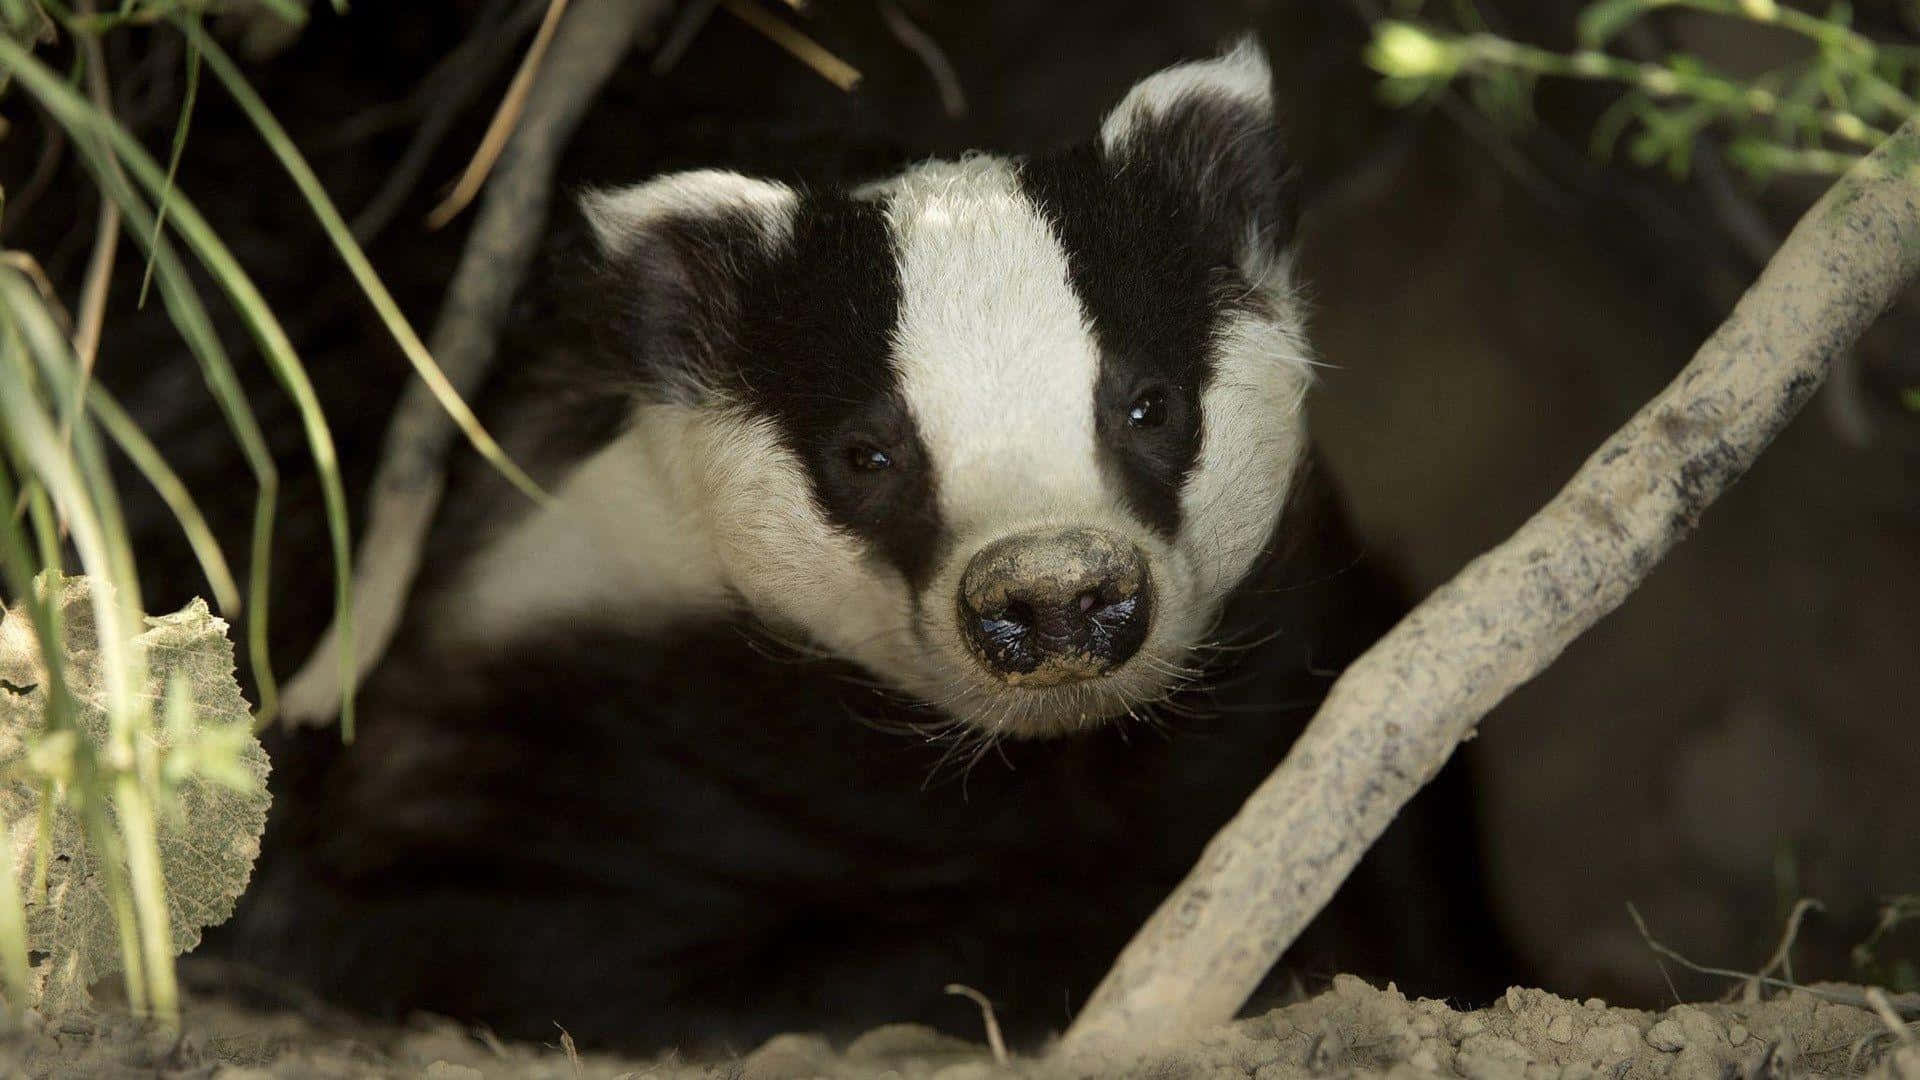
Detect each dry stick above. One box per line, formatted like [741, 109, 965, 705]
[67, 2, 120, 416]
[716, 0, 861, 91]
[424, 0, 572, 231]
[1057, 119, 1920, 1062]
[350, 0, 544, 243]
[1746, 896, 1824, 999]
[279, 0, 670, 723]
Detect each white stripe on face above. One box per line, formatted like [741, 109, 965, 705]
[1178, 311, 1314, 607]
[881, 157, 1111, 538]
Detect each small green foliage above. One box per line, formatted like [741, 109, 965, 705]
[1900, 386, 1920, 413]
[0, 574, 269, 1015]
[1367, 0, 1920, 183]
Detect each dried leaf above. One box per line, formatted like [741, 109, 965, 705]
[0, 573, 269, 1013]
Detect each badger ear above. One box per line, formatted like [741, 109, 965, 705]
[574, 170, 798, 399]
[580, 169, 797, 256]
[1098, 37, 1297, 280]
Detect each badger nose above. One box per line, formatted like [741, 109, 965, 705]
[958, 527, 1153, 685]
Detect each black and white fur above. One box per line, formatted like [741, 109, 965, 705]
[436, 40, 1307, 738]
[229, 40, 1508, 1051]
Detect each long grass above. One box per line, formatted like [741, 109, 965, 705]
[0, 3, 534, 1022]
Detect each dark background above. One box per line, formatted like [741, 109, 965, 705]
[2, 0, 1915, 1014]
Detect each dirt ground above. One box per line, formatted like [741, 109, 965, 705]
[4, 977, 1915, 1080]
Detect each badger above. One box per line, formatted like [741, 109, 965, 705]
[228, 39, 1508, 1053]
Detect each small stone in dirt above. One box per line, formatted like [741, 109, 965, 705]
[1581, 1023, 1642, 1062]
[1548, 1014, 1576, 1044]
[425, 1063, 485, 1080]
[1457, 1033, 1533, 1080]
[1648, 1019, 1689, 1052]
[1727, 1024, 1749, 1046]
[1585, 1000, 1608, 1011]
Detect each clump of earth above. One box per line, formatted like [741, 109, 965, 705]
[3, 975, 1915, 1080]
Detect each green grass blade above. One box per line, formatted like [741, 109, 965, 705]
[0, 825, 28, 1023]
[83, 384, 240, 614]
[22, 483, 61, 582]
[0, 271, 146, 696]
[111, 771, 177, 1024]
[0, 472, 71, 1020]
[178, 18, 548, 507]
[52, 100, 285, 720]
[0, 34, 353, 735]
[1, 312, 179, 1029]
[137, 25, 199, 310]
[0, 319, 157, 1021]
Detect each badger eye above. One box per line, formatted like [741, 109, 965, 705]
[845, 442, 893, 472]
[1126, 390, 1168, 429]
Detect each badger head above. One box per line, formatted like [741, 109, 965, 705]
[552, 40, 1311, 739]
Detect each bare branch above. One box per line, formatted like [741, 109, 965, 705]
[280, 0, 672, 724]
[1058, 117, 1920, 1062]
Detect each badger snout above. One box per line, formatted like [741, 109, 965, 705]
[958, 527, 1153, 686]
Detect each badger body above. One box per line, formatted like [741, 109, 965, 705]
[231, 41, 1507, 1051]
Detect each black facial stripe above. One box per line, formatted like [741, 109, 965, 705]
[1019, 143, 1240, 540]
[723, 193, 948, 591]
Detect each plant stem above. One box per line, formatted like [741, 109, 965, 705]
[1451, 31, 1892, 148]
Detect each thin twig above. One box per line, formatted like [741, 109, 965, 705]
[1058, 118, 1920, 1062]
[425, 0, 572, 230]
[1746, 897, 1825, 1000]
[280, 0, 670, 724]
[1865, 989, 1918, 1043]
[1342, 0, 1575, 213]
[716, 0, 860, 91]
[1626, 904, 1920, 1020]
[1616, 21, 1781, 270]
[68, 1, 122, 416]
[350, 0, 540, 242]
